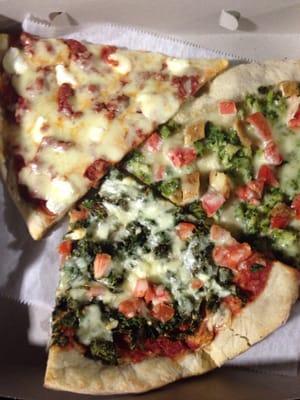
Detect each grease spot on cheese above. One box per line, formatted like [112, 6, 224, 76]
[3, 47, 28, 75]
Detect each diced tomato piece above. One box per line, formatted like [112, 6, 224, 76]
[257, 165, 278, 187]
[152, 303, 174, 323]
[223, 295, 242, 315]
[291, 194, 300, 219]
[288, 106, 300, 128]
[270, 203, 292, 229]
[264, 141, 283, 166]
[133, 279, 149, 298]
[236, 179, 264, 205]
[191, 279, 204, 289]
[144, 285, 156, 304]
[153, 165, 165, 182]
[58, 240, 72, 260]
[69, 208, 88, 223]
[201, 190, 226, 217]
[118, 298, 144, 318]
[218, 100, 237, 115]
[168, 147, 197, 168]
[153, 285, 171, 305]
[213, 243, 252, 270]
[143, 132, 162, 152]
[93, 253, 111, 279]
[176, 222, 196, 240]
[246, 112, 273, 141]
[210, 224, 236, 246]
[142, 283, 171, 305]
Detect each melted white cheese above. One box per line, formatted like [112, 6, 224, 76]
[77, 304, 112, 344]
[137, 91, 180, 124]
[3, 47, 28, 75]
[55, 64, 77, 87]
[109, 53, 132, 74]
[166, 58, 189, 76]
[31, 116, 47, 144]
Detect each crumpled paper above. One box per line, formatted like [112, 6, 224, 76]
[0, 14, 299, 376]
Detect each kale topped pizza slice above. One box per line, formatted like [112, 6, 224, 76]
[44, 169, 298, 395]
[124, 61, 300, 267]
[0, 32, 228, 239]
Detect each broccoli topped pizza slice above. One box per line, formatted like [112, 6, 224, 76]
[45, 169, 298, 395]
[124, 61, 300, 267]
[0, 32, 228, 239]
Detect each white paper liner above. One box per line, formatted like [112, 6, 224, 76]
[0, 13, 299, 376]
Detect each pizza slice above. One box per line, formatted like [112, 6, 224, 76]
[44, 169, 298, 395]
[124, 61, 300, 268]
[0, 32, 228, 239]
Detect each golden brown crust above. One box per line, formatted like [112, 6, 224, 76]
[44, 262, 299, 395]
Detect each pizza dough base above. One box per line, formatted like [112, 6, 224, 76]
[44, 262, 299, 394]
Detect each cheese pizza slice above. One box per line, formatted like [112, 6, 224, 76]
[124, 61, 300, 268]
[44, 169, 298, 395]
[0, 32, 228, 239]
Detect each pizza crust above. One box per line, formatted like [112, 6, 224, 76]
[176, 60, 300, 124]
[44, 262, 299, 395]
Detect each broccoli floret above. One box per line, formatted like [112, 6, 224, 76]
[157, 178, 180, 197]
[229, 149, 253, 183]
[90, 339, 118, 365]
[260, 188, 285, 212]
[204, 123, 253, 183]
[159, 120, 181, 139]
[205, 123, 240, 149]
[235, 203, 260, 234]
[235, 189, 286, 236]
[244, 87, 287, 122]
[271, 229, 298, 254]
[125, 151, 152, 184]
[194, 139, 205, 156]
[159, 125, 171, 139]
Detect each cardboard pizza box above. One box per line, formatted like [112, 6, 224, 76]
[0, 1, 300, 399]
